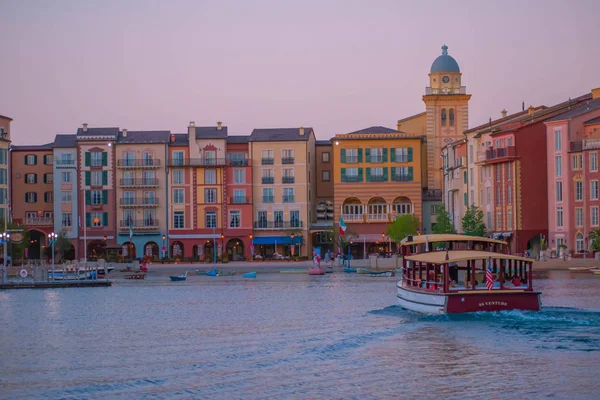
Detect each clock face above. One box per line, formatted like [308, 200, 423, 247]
[442, 76, 450, 83]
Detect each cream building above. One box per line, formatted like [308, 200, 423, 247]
[0, 115, 11, 223]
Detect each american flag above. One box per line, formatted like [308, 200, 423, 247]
[485, 258, 494, 290]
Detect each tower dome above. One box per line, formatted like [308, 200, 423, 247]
[430, 45, 460, 73]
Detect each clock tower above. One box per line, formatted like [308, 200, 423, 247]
[423, 44, 471, 190]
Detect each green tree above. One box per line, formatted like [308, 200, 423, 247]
[54, 231, 74, 262]
[387, 213, 419, 245]
[461, 205, 487, 237]
[433, 206, 457, 234]
[588, 228, 600, 251]
[0, 219, 29, 262]
[335, 227, 357, 251]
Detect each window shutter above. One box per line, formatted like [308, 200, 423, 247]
[366, 168, 371, 182]
[390, 148, 396, 162]
[463, 171, 467, 184]
[43, 174, 47, 184]
[24, 193, 28, 202]
[103, 212, 108, 227]
[464, 193, 468, 206]
[358, 168, 363, 182]
[102, 190, 108, 204]
[102, 152, 108, 166]
[34, 155, 38, 165]
[43, 155, 47, 164]
[383, 148, 388, 162]
[365, 148, 371, 163]
[408, 148, 413, 162]
[408, 167, 414, 181]
[24, 155, 28, 165]
[85, 152, 90, 166]
[341, 168, 346, 182]
[85, 171, 90, 186]
[85, 190, 91, 205]
[383, 167, 388, 181]
[102, 171, 108, 185]
[34, 193, 37, 202]
[340, 149, 346, 163]
[391, 167, 397, 180]
[358, 148, 363, 163]
[86, 212, 91, 227]
[34, 174, 38, 184]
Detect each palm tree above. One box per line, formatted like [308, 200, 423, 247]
[588, 228, 600, 252]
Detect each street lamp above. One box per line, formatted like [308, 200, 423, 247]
[48, 232, 57, 281]
[2, 232, 10, 283]
[290, 233, 295, 257]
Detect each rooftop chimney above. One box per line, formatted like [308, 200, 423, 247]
[188, 121, 195, 138]
[528, 106, 535, 115]
[122, 128, 127, 137]
[592, 88, 600, 100]
[501, 109, 507, 118]
[522, 101, 525, 111]
[217, 121, 223, 131]
[299, 126, 305, 136]
[170, 134, 175, 143]
[82, 123, 88, 132]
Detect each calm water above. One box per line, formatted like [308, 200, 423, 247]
[1, 271, 599, 399]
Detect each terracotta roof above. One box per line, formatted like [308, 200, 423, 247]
[249, 127, 313, 142]
[584, 116, 600, 125]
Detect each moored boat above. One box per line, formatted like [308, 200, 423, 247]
[169, 271, 188, 281]
[195, 270, 208, 275]
[124, 273, 146, 280]
[206, 269, 219, 276]
[569, 267, 594, 273]
[280, 268, 306, 274]
[308, 267, 326, 275]
[369, 270, 393, 277]
[243, 272, 257, 278]
[218, 270, 236, 276]
[356, 268, 369, 274]
[594, 271, 600, 275]
[344, 267, 357, 273]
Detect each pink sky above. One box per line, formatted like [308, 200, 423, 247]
[1, 0, 599, 145]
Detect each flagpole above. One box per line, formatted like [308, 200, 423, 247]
[83, 193, 87, 268]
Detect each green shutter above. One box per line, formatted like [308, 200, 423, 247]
[408, 166, 414, 181]
[102, 171, 108, 185]
[33, 174, 37, 184]
[358, 168, 363, 182]
[463, 171, 467, 184]
[383, 167, 388, 181]
[408, 148, 413, 162]
[340, 149, 346, 163]
[366, 168, 371, 182]
[103, 212, 108, 227]
[358, 148, 363, 163]
[43, 155, 47, 164]
[33, 155, 38, 165]
[464, 193, 468, 206]
[24, 155, 28, 165]
[390, 148, 396, 162]
[34, 193, 37, 202]
[85, 190, 91, 205]
[85, 171, 90, 186]
[102, 190, 108, 204]
[383, 148, 388, 162]
[86, 212, 91, 227]
[341, 168, 346, 182]
[391, 167, 397, 180]
[43, 174, 47, 184]
[102, 152, 108, 166]
[365, 148, 371, 163]
[85, 152, 90, 166]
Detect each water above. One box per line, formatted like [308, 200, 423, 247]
[1, 271, 599, 399]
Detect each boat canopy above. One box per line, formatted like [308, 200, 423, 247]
[404, 250, 533, 265]
[400, 234, 507, 246]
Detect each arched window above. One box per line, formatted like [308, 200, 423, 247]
[441, 109, 447, 127]
[449, 109, 455, 126]
[575, 233, 584, 253]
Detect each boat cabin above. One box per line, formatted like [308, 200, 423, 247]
[400, 234, 507, 255]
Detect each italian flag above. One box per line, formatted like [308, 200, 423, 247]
[339, 217, 347, 236]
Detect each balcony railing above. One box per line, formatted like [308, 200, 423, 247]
[25, 217, 54, 226]
[229, 159, 249, 166]
[119, 219, 160, 230]
[392, 175, 412, 182]
[119, 198, 159, 207]
[425, 86, 467, 95]
[583, 139, 600, 150]
[281, 157, 295, 165]
[254, 221, 304, 230]
[486, 146, 516, 160]
[262, 158, 274, 165]
[370, 156, 384, 163]
[283, 196, 295, 203]
[262, 196, 274, 203]
[117, 159, 161, 168]
[119, 178, 159, 187]
[422, 189, 443, 201]
[367, 213, 389, 222]
[55, 160, 75, 168]
[282, 176, 295, 184]
[230, 196, 251, 204]
[167, 158, 227, 166]
[344, 156, 359, 164]
[341, 176, 362, 182]
[340, 214, 363, 222]
[369, 175, 387, 182]
[262, 177, 274, 184]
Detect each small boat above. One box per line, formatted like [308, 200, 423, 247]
[369, 270, 393, 277]
[594, 271, 600, 275]
[169, 271, 188, 281]
[218, 270, 236, 276]
[568, 267, 594, 273]
[344, 267, 357, 273]
[206, 269, 219, 277]
[589, 268, 600, 273]
[356, 268, 369, 274]
[243, 272, 257, 278]
[308, 267, 326, 275]
[124, 273, 146, 280]
[195, 270, 208, 275]
[280, 268, 306, 274]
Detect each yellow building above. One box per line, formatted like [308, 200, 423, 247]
[333, 126, 425, 257]
[248, 127, 316, 258]
[0, 115, 11, 223]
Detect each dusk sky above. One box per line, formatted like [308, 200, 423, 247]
[1, 0, 599, 145]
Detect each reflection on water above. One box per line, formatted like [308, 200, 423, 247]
[1, 271, 599, 399]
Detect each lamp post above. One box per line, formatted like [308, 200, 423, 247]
[249, 234, 253, 259]
[162, 235, 166, 258]
[2, 232, 10, 283]
[290, 233, 295, 257]
[213, 225, 217, 268]
[221, 234, 225, 260]
[48, 232, 57, 282]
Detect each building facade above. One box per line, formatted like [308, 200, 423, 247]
[0, 115, 11, 223]
[442, 139, 467, 231]
[53, 134, 78, 259]
[312, 140, 334, 254]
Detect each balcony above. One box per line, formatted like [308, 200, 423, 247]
[283, 196, 295, 203]
[230, 196, 251, 204]
[282, 176, 295, 184]
[262, 177, 274, 184]
[117, 159, 161, 168]
[25, 217, 53, 226]
[254, 221, 304, 230]
[367, 213, 389, 222]
[344, 156, 359, 164]
[281, 157, 295, 165]
[482, 146, 517, 163]
[119, 198, 159, 207]
[167, 158, 227, 167]
[425, 86, 467, 95]
[229, 159, 249, 166]
[422, 189, 443, 201]
[55, 160, 75, 168]
[369, 175, 387, 182]
[119, 178, 159, 188]
[119, 219, 160, 230]
[392, 175, 412, 182]
[262, 158, 274, 165]
[262, 196, 274, 203]
[340, 214, 363, 222]
[341, 176, 362, 183]
[583, 139, 600, 150]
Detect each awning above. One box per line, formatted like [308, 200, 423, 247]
[252, 236, 304, 245]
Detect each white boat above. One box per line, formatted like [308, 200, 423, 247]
[568, 267, 594, 273]
[369, 271, 393, 277]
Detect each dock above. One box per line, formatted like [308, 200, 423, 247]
[0, 280, 112, 289]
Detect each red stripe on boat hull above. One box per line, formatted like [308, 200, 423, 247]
[445, 292, 541, 313]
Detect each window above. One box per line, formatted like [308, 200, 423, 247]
[282, 149, 294, 164]
[592, 207, 599, 227]
[173, 189, 184, 204]
[121, 151, 134, 166]
[507, 209, 513, 230]
[282, 168, 294, 183]
[91, 151, 103, 167]
[470, 167, 474, 185]
[345, 149, 358, 163]
[229, 210, 241, 228]
[142, 151, 154, 166]
[123, 191, 135, 205]
[45, 192, 53, 203]
[507, 163, 511, 180]
[449, 109, 455, 126]
[263, 188, 274, 203]
[61, 171, 72, 183]
[576, 233, 585, 253]
[262, 150, 274, 164]
[506, 137, 513, 146]
[370, 167, 384, 180]
[205, 169, 216, 184]
[576, 181, 583, 201]
[60, 153, 73, 164]
[230, 152, 247, 166]
[91, 171, 102, 186]
[144, 210, 156, 226]
[25, 173, 37, 184]
[322, 170, 330, 181]
[0, 169, 6, 185]
[370, 148, 383, 163]
[470, 189, 474, 205]
[557, 206, 564, 227]
[274, 210, 284, 227]
[507, 185, 512, 205]
[25, 192, 37, 203]
[555, 156, 562, 177]
[174, 211, 185, 229]
[173, 169, 184, 184]
[572, 155, 579, 170]
[144, 191, 156, 205]
[205, 188, 217, 203]
[0, 149, 6, 165]
[496, 166, 501, 182]
[205, 211, 216, 228]
[572, 154, 583, 170]
[91, 212, 103, 227]
[555, 130, 562, 151]
[322, 152, 330, 163]
[556, 181, 563, 202]
[61, 191, 72, 202]
[576, 208, 583, 227]
[487, 212, 491, 229]
[496, 186, 501, 205]
[233, 189, 246, 203]
[592, 181, 599, 200]
[283, 188, 294, 203]
[91, 190, 103, 205]
[234, 169, 245, 184]
[431, 205, 440, 215]
[469, 145, 473, 162]
[172, 151, 185, 166]
[441, 108, 447, 126]
[290, 210, 300, 227]
[497, 211, 502, 230]
[44, 173, 53, 184]
[62, 213, 72, 227]
[486, 187, 491, 205]
[592, 153, 598, 172]
[393, 148, 408, 162]
[25, 154, 36, 165]
[257, 210, 267, 227]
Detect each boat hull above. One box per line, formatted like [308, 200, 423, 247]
[343, 267, 357, 273]
[397, 284, 541, 314]
[124, 273, 145, 280]
[280, 268, 306, 274]
[169, 276, 186, 281]
[369, 271, 393, 277]
[243, 272, 257, 278]
[356, 268, 369, 274]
